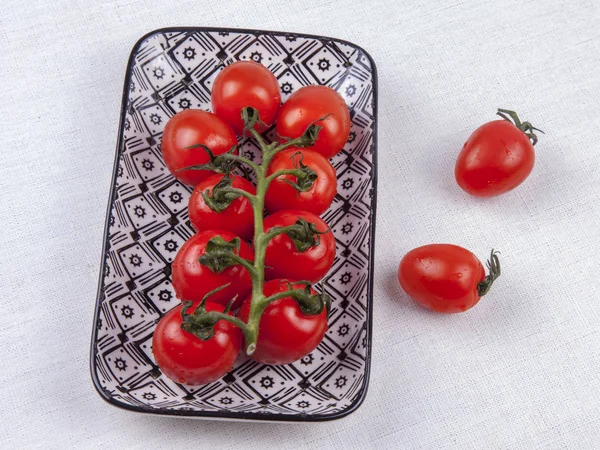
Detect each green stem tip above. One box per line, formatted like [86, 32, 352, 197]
[477, 250, 501, 297]
[497, 108, 544, 146]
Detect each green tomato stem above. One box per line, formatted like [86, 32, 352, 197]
[220, 152, 260, 174]
[220, 186, 256, 202]
[240, 127, 329, 354]
[477, 249, 501, 297]
[496, 108, 544, 146]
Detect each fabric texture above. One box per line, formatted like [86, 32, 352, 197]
[1, 0, 599, 448]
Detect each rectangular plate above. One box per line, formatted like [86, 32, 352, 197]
[90, 27, 378, 422]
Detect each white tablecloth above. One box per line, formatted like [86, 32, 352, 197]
[1, 0, 599, 448]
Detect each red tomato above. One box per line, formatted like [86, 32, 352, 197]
[172, 230, 254, 307]
[455, 110, 540, 197]
[152, 302, 242, 385]
[211, 61, 281, 135]
[398, 244, 501, 313]
[188, 174, 256, 241]
[238, 279, 327, 365]
[265, 148, 337, 215]
[276, 86, 351, 159]
[263, 210, 335, 283]
[161, 109, 237, 186]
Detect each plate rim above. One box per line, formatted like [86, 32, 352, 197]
[89, 26, 378, 422]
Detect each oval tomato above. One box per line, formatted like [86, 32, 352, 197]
[211, 61, 281, 135]
[455, 110, 540, 197]
[276, 86, 351, 159]
[398, 244, 501, 313]
[172, 230, 254, 307]
[188, 174, 256, 241]
[263, 210, 335, 283]
[152, 302, 242, 385]
[161, 109, 237, 186]
[265, 148, 337, 215]
[238, 279, 327, 365]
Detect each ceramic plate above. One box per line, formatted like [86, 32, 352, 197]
[90, 27, 378, 422]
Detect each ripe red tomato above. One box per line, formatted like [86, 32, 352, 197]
[238, 279, 327, 365]
[263, 210, 335, 283]
[398, 244, 500, 313]
[161, 109, 238, 186]
[188, 174, 256, 241]
[172, 230, 254, 307]
[211, 61, 281, 135]
[265, 148, 337, 215]
[455, 110, 540, 197]
[152, 302, 242, 385]
[276, 86, 351, 159]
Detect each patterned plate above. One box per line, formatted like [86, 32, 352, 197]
[90, 27, 378, 422]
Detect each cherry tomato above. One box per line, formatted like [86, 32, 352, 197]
[161, 109, 237, 186]
[265, 148, 337, 215]
[455, 109, 541, 197]
[263, 210, 335, 283]
[238, 279, 327, 365]
[188, 174, 256, 241]
[211, 61, 281, 135]
[152, 302, 242, 385]
[276, 86, 351, 159]
[172, 230, 254, 307]
[398, 244, 501, 313]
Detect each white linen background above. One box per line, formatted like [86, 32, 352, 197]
[1, 0, 599, 448]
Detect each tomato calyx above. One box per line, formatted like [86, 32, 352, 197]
[476, 249, 502, 297]
[265, 217, 329, 252]
[265, 280, 331, 316]
[199, 236, 257, 276]
[279, 114, 330, 149]
[180, 300, 218, 340]
[176, 144, 239, 174]
[180, 285, 244, 341]
[279, 151, 319, 194]
[496, 108, 544, 146]
[241, 106, 271, 134]
[201, 174, 247, 213]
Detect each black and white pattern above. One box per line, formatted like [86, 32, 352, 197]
[91, 28, 377, 421]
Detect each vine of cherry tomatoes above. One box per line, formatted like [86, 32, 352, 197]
[154, 61, 348, 385]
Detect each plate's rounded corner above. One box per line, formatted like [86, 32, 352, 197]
[314, 374, 372, 422]
[128, 27, 170, 58]
[88, 359, 154, 416]
[328, 38, 378, 78]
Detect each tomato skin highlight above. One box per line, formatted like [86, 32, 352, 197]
[455, 120, 535, 197]
[161, 109, 238, 186]
[238, 279, 327, 365]
[276, 86, 351, 159]
[211, 61, 281, 135]
[171, 230, 254, 308]
[152, 302, 242, 385]
[265, 148, 337, 215]
[398, 244, 486, 313]
[263, 210, 336, 283]
[188, 174, 256, 241]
